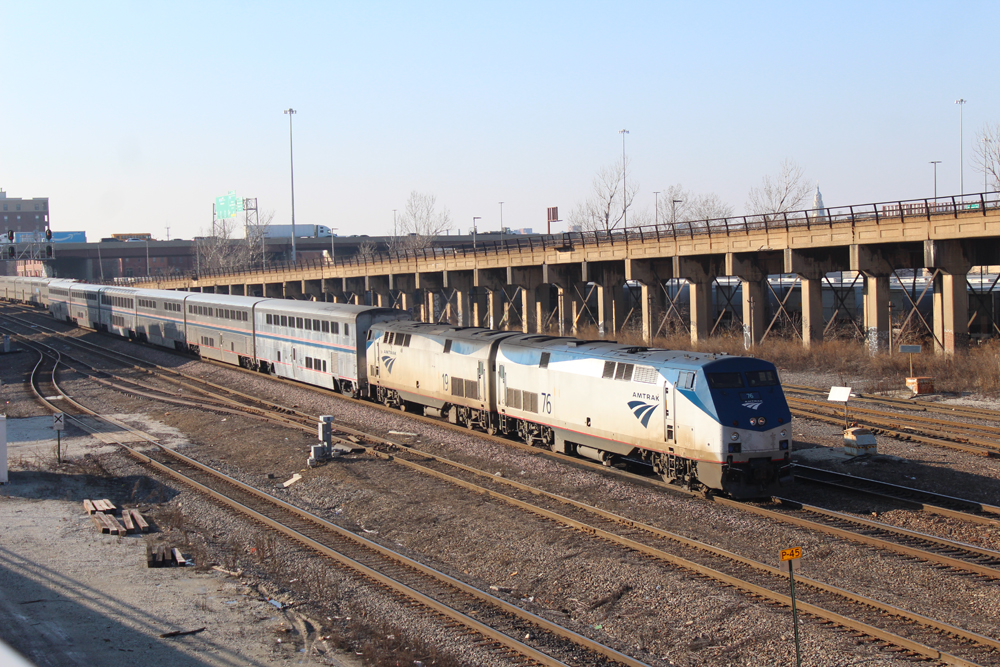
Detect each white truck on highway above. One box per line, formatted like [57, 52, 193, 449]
[253, 224, 334, 238]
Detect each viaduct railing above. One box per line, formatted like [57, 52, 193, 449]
[119, 191, 998, 286]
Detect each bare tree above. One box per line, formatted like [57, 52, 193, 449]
[569, 159, 638, 232]
[356, 239, 377, 262]
[390, 191, 452, 252]
[196, 209, 275, 273]
[973, 123, 1000, 193]
[745, 159, 811, 220]
[654, 184, 734, 230]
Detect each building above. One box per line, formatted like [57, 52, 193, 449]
[1, 191, 49, 235]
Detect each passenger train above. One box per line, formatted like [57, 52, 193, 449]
[0, 276, 792, 498]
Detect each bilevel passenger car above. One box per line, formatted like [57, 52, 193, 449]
[367, 321, 792, 498]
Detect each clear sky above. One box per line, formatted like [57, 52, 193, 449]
[2, 1, 997, 241]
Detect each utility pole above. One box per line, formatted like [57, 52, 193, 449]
[619, 129, 629, 230]
[473, 217, 481, 252]
[653, 191, 660, 227]
[956, 99, 966, 196]
[284, 107, 298, 263]
[499, 202, 504, 247]
[930, 161, 941, 199]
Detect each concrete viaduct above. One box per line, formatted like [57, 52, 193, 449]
[137, 193, 1000, 356]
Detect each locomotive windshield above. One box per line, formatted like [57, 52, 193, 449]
[746, 370, 779, 387]
[706, 372, 744, 388]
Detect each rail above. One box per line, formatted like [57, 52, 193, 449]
[114, 190, 999, 286]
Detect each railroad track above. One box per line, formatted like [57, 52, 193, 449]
[785, 384, 1000, 422]
[7, 328, 648, 667]
[6, 307, 1000, 665]
[792, 465, 1000, 527]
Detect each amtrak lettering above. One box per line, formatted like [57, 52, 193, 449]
[631, 392, 660, 401]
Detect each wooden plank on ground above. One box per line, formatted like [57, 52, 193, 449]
[130, 510, 149, 533]
[171, 548, 185, 566]
[100, 499, 116, 514]
[146, 544, 156, 568]
[83, 499, 97, 515]
[95, 513, 113, 534]
[106, 515, 125, 536]
[121, 511, 135, 533]
[90, 513, 105, 532]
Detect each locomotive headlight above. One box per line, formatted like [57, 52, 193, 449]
[730, 432, 740, 441]
[749, 418, 758, 426]
[758, 417, 766, 426]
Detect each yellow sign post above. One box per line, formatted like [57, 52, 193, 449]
[780, 547, 803, 667]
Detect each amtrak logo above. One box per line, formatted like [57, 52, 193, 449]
[628, 400, 657, 428]
[742, 400, 763, 410]
[381, 355, 396, 373]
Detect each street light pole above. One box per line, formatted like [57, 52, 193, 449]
[283, 108, 298, 264]
[498, 202, 504, 247]
[472, 217, 481, 252]
[930, 161, 941, 199]
[145, 239, 150, 277]
[619, 129, 629, 230]
[672, 199, 682, 226]
[956, 99, 966, 196]
[329, 227, 339, 266]
[653, 191, 660, 227]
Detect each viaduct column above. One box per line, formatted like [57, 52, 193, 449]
[925, 240, 972, 356]
[784, 249, 841, 348]
[625, 258, 670, 344]
[673, 255, 723, 345]
[726, 253, 768, 349]
[542, 263, 582, 337]
[851, 245, 893, 354]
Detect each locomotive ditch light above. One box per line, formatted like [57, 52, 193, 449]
[780, 429, 787, 438]
[730, 432, 740, 441]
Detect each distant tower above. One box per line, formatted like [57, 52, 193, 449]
[809, 182, 827, 220]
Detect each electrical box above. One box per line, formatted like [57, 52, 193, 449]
[843, 427, 877, 456]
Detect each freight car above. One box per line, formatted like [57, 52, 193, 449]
[2, 277, 792, 497]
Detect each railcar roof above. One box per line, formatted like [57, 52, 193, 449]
[499, 334, 753, 369]
[255, 300, 402, 316]
[377, 320, 520, 341]
[183, 293, 265, 306]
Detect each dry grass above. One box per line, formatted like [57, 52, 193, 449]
[567, 323, 1000, 397]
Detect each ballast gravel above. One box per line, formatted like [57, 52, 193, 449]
[3, 315, 1000, 665]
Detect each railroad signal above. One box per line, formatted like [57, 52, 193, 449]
[45, 245, 53, 258]
[779, 546, 804, 667]
[45, 227, 52, 241]
[5, 230, 12, 242]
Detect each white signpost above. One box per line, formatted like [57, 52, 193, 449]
[53, 412, 64, 464]
[827, 386, 853, 427]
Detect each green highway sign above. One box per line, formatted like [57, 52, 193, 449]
[215, 191, 243, 219]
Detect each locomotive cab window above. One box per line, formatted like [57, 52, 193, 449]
[707, 372, 744, 389]
[443, 339, 452, 354]
[746, 370, 779, 387]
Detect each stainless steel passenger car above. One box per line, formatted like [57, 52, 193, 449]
[46, 279, 76, 322]
[134, 288, 189, 350]
[257, 301, 408, 395]
[66, 283, 102, 328]
[98, 286, 138, 338]
[184, 294, 261, 366]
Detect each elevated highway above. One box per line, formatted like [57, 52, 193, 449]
[135, 192, 1000, 356]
